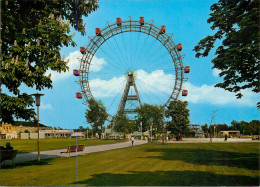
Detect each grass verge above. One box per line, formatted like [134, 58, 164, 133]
[0, 142, 259, 186]
[0, 138, 127, 153]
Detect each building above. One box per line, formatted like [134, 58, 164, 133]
[188, 124, 204, 137]
[39, 129, 74, 138]
[0, 122, 18, 139]
[220, 130, 240, 138]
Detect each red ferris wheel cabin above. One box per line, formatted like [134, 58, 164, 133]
[139, 16, 144, 26]
[160, 25, 166, 34]
[73, 69, 80, 76]
[184, 66, 190, 73]
[177, 43, 182, 51]
[80, 46, 86, 54]
[76, 92, 82, 99]
[116, 17, 122, 26]
[182, 90, 188, 96]
[95, 28, 102, 36]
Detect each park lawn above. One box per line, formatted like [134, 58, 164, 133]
[0, 143, 259, 186]
[0, 138, 127, 153]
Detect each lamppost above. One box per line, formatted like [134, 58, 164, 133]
[32, 93, 44, 161]
[140, 121, 142, 144]
[214, 126, 216, 138]
[150, 123, 153, 141]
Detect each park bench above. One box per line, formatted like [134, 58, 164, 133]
[77, 145, 85, 152]
[60, 145, 85, 157]
[0, 150, 18, 166]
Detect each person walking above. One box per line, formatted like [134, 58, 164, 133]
[131, 136, 135, 146]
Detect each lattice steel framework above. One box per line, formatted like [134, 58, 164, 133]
[78, 18, 186, 122]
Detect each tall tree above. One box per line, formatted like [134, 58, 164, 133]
[85, 98, 108, 139]
[114, 114, 135, 139]
[248, 120, 260, 135]
[193, 0, 259, 107]
[1, 0, 99, 123]
[135, 104, 164, 133]
[165, 100, 190, 135]
[201, 124, 209, 138]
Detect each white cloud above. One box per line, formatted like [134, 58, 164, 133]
[40, 102, 53, 110]
[89, 56, 107, 72]
[89, 69, 175, 98]
[135, 69, 174, 95]
[45, 51, 107, 82]
[182, 82, 258, 106]
[212, 68, 221, 77]
[89, 76, 126, 98]
[88, 69, 258, 107]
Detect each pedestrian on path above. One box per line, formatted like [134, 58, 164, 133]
[131, 136, 135, 146]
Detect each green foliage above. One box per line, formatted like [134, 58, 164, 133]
[135, 104, 164, 132]
[193, 0, 259, 105]
[114, 114, 135, 138]
[85, 98, 108, 138]
[1, 0, 99, 123]
[165, 100, 190, 135]
[24, 129, 30, 133]
[201, 124, 209, 138]
[229, 120, 259, 135]
[249, 120, 260, 135]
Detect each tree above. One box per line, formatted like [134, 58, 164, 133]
[230, 120, 239, 130]
[78, 126, 84, 132]
[114, 114, 135, 139]
[165, 100, 190, 135]
[1, 0, 99, 123]
[249, 120, 260, 135]
[201, 124, 209, 138]
[24, 129, 30, 133]
[208, 110, 218, 142]
[135, 104, 164, 133]
[216, 123, 229, 131]
[193, 0, 259, 106]
[85, 98, 108, 139]
[84, 127, 93, 139]
[238, 121, 251, 135]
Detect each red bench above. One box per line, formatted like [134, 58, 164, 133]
[60, 145, 85, 157]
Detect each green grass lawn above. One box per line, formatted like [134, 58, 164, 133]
[0, 138, 127, 153]
[0, 142, 259, 186]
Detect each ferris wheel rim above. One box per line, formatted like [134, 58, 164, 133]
[79, 18, 185, 122]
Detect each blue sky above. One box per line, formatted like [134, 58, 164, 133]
[17, 0, 259, 129]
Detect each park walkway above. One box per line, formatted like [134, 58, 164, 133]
[11, 140, 147, 164]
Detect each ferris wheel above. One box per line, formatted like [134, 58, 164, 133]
[74, 17, 190, 122]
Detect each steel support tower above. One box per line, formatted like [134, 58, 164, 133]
[116, 72, 142, 117]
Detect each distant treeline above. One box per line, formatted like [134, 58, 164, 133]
[202, 120, 260, 135]
[13, 121, 47, 128]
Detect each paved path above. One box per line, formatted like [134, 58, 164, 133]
[164, 138, 257, 143]
[8, 140, 147, 164]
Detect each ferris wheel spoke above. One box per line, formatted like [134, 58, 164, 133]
[133, 31, 141, 67]
[121, 33, 131, 67]
[134, 33, 150, 67]
[138, 81, 165, 105]
[98, 48, 125, 71]
[112, 35, 128, 67]
[145, 58, 174, 73]
[137, 37, 158, 68]
[140, 78, 174, 100]
[106, 80, 126, 112]
[104, 39, 128, 70]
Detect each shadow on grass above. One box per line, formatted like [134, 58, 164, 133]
[140, 147, 259, 170]
[0, 159, 53, 170]
[73, 170, 259, 186]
